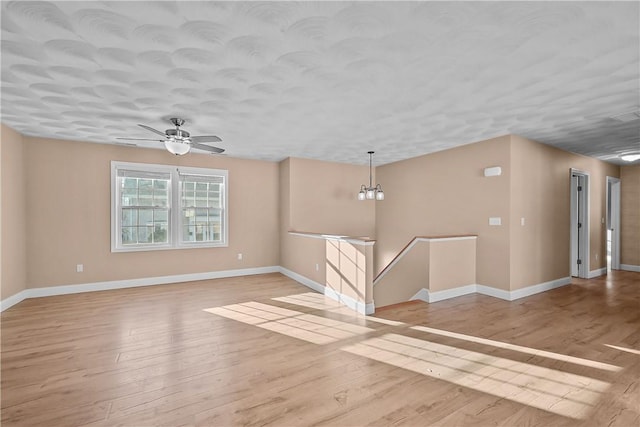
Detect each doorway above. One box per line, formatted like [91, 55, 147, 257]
[570, 169, 590, 278]
[606, 176, 621, 272]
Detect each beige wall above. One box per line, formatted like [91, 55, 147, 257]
[289, 157, 375, 237]
[23, 136, 279, 288]
[279, 157, 376, 289]
[620, 165, 640, 267]
[375, 135, 512, 290]
[0, 123, 1, 301]
[2, 126, 630, 305]
[376, 134, 619, 292]
[429, 238, 476, 292]
[279, 158, 326, 285]
[509, 135, 619, 288]
[373, 237, 476, 307]
[325, 239, 369, 304]
[1, 125, 27, 299]
[374, 241, 430, 307]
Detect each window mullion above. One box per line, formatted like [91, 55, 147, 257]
[116, 176, 122, 249]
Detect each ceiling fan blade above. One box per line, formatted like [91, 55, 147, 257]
[116, 137, 164, 141]
[190, 135, 222, 143]
[191, 143, 225, 154]
[138, 124, 167, 137]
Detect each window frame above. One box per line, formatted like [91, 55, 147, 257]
[111, 161, 228, 252]
[176, 166, 228, 249]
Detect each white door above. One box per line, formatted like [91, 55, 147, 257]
[570, 170, 589, 278]
[607, 177, 621, 271]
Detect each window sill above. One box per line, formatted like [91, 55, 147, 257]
[111, 242, 228, 253]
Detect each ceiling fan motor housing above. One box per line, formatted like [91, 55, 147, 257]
[166, 128, 190, 139]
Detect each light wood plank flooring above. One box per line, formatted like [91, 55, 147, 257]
[2, 271, 639, 426]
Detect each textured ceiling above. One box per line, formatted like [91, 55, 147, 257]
[1, 1, 639, 165]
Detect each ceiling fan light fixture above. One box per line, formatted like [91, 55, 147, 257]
[118, 118, 223, 155]
[620, 152, 640, 162]
[165, 139, 190, 155]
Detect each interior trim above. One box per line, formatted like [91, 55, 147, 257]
[0, 268, 573, 313]
[408, 277, 572, 305]
[0, 266, 279, 312]
[278, 267, 374, 314]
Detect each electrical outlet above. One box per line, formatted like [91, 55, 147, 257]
[237, 253, 243, 260]
[520, 217, 525, 226]
[489, 217, 502, 226]
[315, 263, 319, 271]
[76, 264, 84, 273]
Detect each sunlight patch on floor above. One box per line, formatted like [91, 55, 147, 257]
[272, 293, 345, 311]
[341, 333, 609, 419]
[604, 344, 640, 355]
[272, 292, 405, 326]
[204, 296, 617, 419]
[411, 325, 621, 372]
[204, 301, 374, 345]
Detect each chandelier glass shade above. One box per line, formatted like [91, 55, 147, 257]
[358, 151, 384, 201]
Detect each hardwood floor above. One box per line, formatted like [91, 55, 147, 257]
[1, 271, 639, 426]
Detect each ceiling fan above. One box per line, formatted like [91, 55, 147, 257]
[117, 118, 224, 155]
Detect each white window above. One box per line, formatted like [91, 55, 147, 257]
[111, 161, 228, 252]
[179, 172, 225, 244]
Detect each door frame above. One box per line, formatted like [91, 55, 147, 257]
[606, 176, 621, 271]
[570, 169, 590, 278]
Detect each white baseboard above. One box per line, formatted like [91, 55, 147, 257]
[1, 266, 573, 314]
[410, 288, 430, 303]
[621, 264, 640, 272]
[0, 289, 31, 312]
[407, 277, 572, 305]
[475, 284, 512, 300]
[410, 284, 478, 303]
[1, 266, 280, 312]
[588, 268, 607, 278]
[506, 277, 571, 300]
[277, 267, 325, 294]
[279, 267, 374, 314]
[431, 284, 479, 302]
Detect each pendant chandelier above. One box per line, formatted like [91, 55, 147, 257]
[358, 151, 384, 201]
